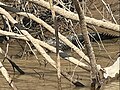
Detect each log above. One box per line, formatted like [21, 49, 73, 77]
[0, 1, 119, 87]
[17, 12, 90, 63]
[0, 2, 119, 37]
[27, 0, 119, 32]
[21, 30, 57, 68]
[0, 62, 17, 90]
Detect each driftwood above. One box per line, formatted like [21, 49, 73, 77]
[0, 5, 118, 78]
[28, 0, 120, 32]
[0, 34, 87, 87]
[17, 12, 89, 63]
[0, 2, 119, 64]
[0, 62, 17, 90]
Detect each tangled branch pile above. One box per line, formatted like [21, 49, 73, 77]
[0, 0, 119, 90]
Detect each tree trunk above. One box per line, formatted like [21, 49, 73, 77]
[0, 47, 25, 74]
[0, 5, 90, 64]
[72, 0, 99, 89]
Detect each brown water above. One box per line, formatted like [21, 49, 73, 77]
[0, 39, 119, 90]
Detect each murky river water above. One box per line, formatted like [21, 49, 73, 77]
[0, 39, 119, 90]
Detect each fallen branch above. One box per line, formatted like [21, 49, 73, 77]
[0, 30, 89, 71]
[0, 2, 119, 37]
[20, 30, 85, 87]
[1, 30, 119, 79]
[0, 5, 90, 64]
[1, 5, 119, 77]
[27, 0, 119, 32]
[0, 62, 17, 90]
[0, 7, 88, 86]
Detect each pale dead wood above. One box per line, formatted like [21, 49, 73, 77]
[21, 30, 57, 68]
[1, 5, 119, 78]
[19, 30, 85, 86]
[0, 2, 119, 37]
[0, 61, 17, 90]
[17, 12, 90, 63]
[0, 30, 89, 71]
[0, 7, 87, 86]
[0, 2, 119, 87]
[3, 29, 118, 79]
[0, 6, 90, 64]
[1, 29, 119, 79]
[28, 0, 119, 32]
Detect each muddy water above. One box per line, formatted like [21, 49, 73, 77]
[0, 38, 119, 90]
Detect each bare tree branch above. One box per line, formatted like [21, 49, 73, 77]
[0, 30, 89, 71]
[0, 61, 17, 90]
[27, 0, 119, 32]
[0, 5, 90, 64]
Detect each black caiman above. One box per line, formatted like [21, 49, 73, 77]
[46, 32, 119, 50]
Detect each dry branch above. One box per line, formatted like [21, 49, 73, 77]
[0, 30, 89, 71]
[28, 0, 119, 32]
[17, 12, 90, 63]
[0, 30, 120, 86]
[0, 61, 17, 90]
[0, 7, 87, 86]
[0, 4, 90, 64]
[0, 29, 89, 70]
[21, 30, 57, 68]
[0, 2, 119, 87]
[0, 30, 119, 79]
[19, 30, 85, 86]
